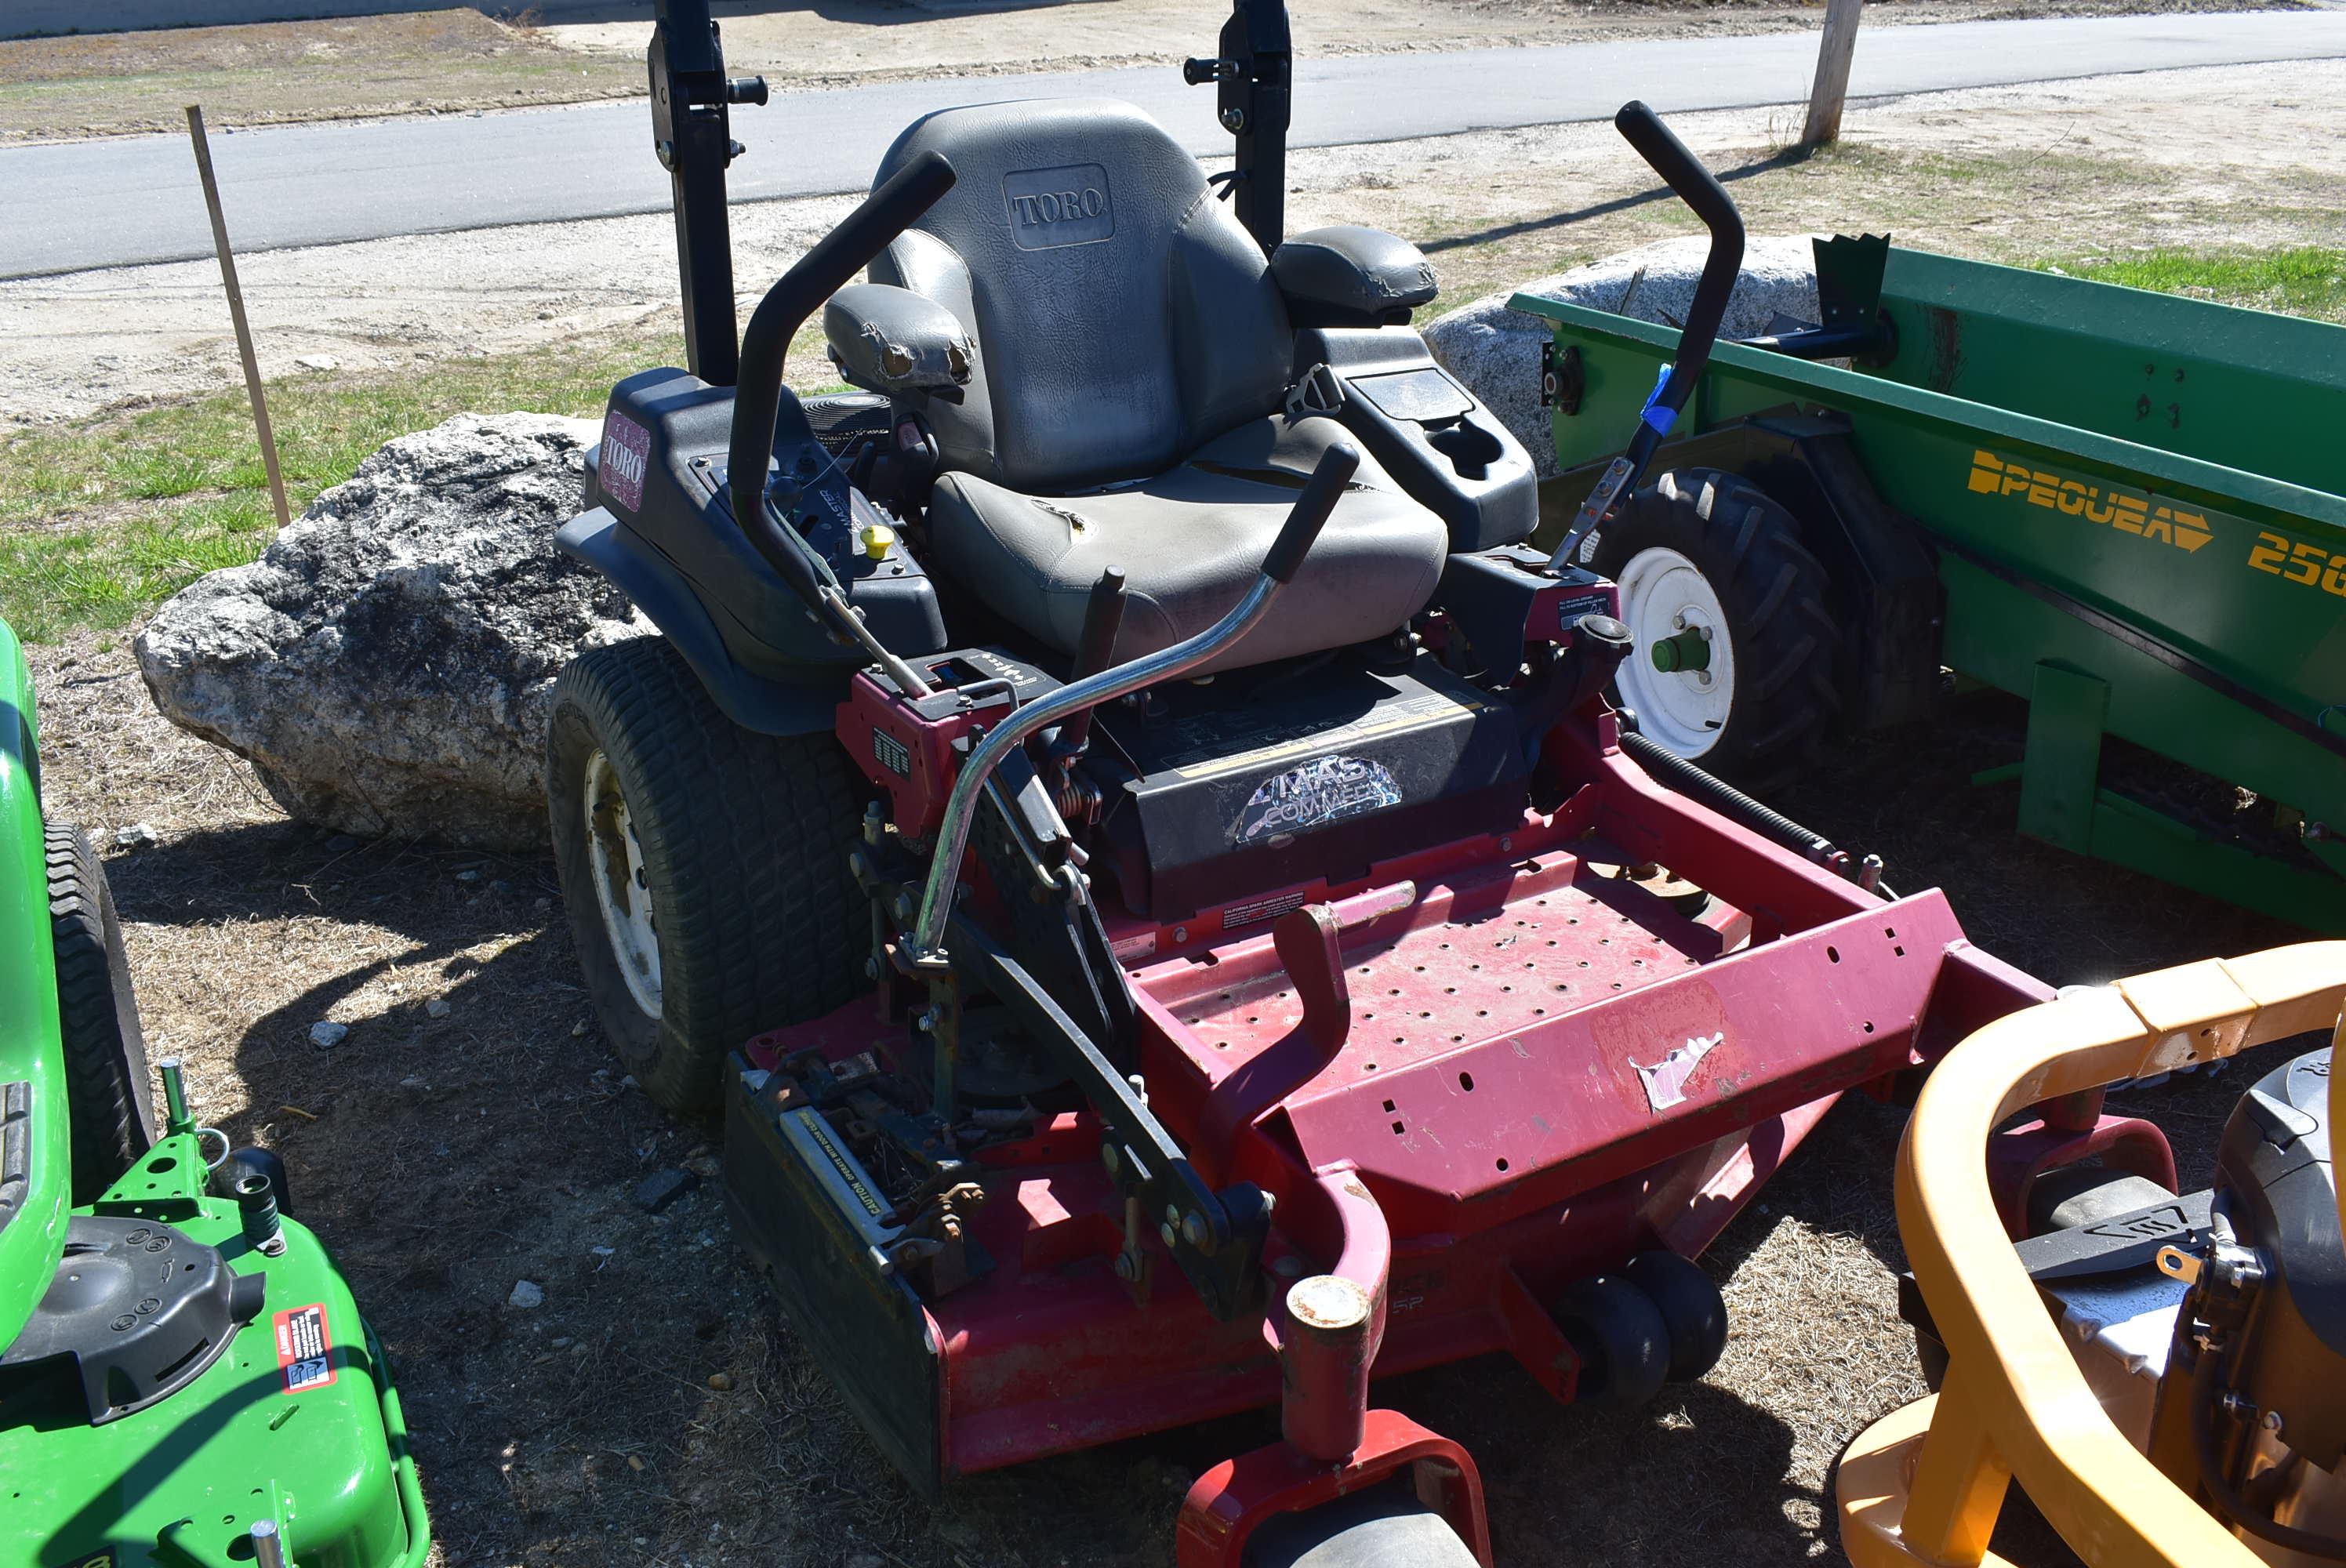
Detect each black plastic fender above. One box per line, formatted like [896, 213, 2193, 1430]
[556, 506, 842, 738]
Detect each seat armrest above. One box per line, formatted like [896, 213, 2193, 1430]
[823, 283, 976, 399]
[1271, 226, 1439, 328]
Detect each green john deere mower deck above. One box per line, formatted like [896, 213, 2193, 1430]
[0, 612, 427, 1568]
[1, 1125, 430, 1568]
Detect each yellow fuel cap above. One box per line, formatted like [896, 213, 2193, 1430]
[859, 522, 896, 561]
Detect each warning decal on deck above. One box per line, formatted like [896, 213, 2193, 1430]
[274, 1301, 337, 1394]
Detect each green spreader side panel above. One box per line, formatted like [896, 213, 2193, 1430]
[1, 1135, 430, 1568]
[1514, 251, 2346, 925]
[1869, 249, 2346, 497]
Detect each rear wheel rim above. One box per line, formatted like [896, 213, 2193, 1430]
[583, 749, 662, 1019]
[1614, 546, 1735, 760]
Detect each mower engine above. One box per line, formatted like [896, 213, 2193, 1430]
[2152, 1047, 2346, 1563]
[1906, 1047, 2345, 1565]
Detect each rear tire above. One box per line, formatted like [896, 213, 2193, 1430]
[547, 637, 868, 1113]
[1555, 1272, 1671, 1409]
[48, 822, 158, 1203]
[1242, 1483, 1480, 1567]
[1587, 466, 1839, 785]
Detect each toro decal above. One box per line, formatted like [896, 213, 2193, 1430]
[1004, 165, 1115, 250]
[1235, 755, 1402, 843]
[600, 409, 653, 514]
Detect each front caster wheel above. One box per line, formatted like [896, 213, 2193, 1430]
[547, 637, 868, 1113]
[1625, 1248, 1729, 1382]
[1243, 1483, 1480, 1567]
[1555, 1272, 1671, 1409]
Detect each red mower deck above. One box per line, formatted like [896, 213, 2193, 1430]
[740, 713, 2047, 1560]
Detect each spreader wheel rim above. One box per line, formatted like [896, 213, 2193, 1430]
[583, 747, 663, 1020]
[1613, 544, 1736, 760]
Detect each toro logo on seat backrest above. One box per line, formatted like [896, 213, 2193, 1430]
[1003, 165, 1114, 250]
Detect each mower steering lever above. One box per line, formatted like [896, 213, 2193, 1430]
[1546, 101, 1748, 573]
[728, 150, 959, 696]
[905, 441, 1360, 966]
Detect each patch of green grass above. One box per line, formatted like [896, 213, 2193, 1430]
[2039, 247, 2346, 323]
[0, 323, 849, 644]
[0, 331, 670, 641]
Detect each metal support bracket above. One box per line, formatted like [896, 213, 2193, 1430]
[1184, 0, 1291, 253]
[950, 915, 1270, 1321]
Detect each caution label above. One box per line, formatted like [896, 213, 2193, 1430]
[274, 1301, 337, 1394]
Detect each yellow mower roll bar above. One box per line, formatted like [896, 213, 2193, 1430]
[1838, 942, 2346, 1568]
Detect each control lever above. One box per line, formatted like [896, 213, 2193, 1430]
[1056, 565, 1130, 766]
[1547, 101, 1747, 573]
[728, 150, 957, 697]
[906, 441, 1360, 965]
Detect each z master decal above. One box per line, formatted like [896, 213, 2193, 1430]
[1235, 756, 1404, 843]
[1965, 450, 2213, 552]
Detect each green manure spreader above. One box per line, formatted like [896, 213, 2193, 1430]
[1517, 240, 2346, 927]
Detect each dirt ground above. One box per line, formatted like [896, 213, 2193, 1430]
[7, 56, 2343, 426]
[0, 0, 2275, 143]
[31, 607, 2304, 1568]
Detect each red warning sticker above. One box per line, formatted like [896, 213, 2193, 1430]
[274, 1301, 337, 1393]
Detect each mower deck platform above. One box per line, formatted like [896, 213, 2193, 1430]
[728, 723, 2046, 1494]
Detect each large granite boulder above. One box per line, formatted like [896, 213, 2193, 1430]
[136, 412, 648, 849]
[1423, 234, 1823, 477]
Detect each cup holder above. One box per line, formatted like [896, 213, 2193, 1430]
[1425, 419, 1503, 481]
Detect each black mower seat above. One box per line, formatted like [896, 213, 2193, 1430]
[928, 412, 1444, 669]
[864, 97, 1452, 670]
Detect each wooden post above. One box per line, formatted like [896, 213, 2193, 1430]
[1801, 0, 1865, 149]
[185, 105, 292, 533]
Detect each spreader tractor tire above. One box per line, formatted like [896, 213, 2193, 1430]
[547, 637, 868, 1115]
[48, 822, 159, 1202]
[1243, 1484, 1481, 1568]
[1624, 1248, 1730, 1382]
[1555, 1272, 1672, 1410]
[1588, 466, 1839, 786]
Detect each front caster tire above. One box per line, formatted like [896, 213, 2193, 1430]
[1243, 1483, 1480, 1567]
[1624, 1248, 1729, 1382]
[1587, 466, 1839, 785]
[547, 637, 868, 1114]
[48, 822, 158, 1202]
[1555, 1272, 1671, 1409]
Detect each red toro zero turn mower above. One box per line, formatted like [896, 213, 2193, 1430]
[546, 3, 2050, 1559]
